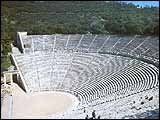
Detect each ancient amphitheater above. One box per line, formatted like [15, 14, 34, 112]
[9, 32, 159, 119]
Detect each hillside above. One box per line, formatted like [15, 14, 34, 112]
[1, 1, 159, 70]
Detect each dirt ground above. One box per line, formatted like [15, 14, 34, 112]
[11, 83, 78, 119]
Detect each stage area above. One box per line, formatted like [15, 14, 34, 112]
[12, 83, 79, 119]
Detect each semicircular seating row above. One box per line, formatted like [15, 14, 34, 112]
[14, 51, 159, 104]
[22, 35, 159, 65]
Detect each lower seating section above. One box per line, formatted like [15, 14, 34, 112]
[14, 51, 159, 99]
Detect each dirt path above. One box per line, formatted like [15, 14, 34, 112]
[1, 95, 11, 119]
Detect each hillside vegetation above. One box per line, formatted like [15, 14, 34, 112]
[1, 1, 159, 70]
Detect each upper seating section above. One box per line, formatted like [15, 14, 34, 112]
[17, 32, 159, 65]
